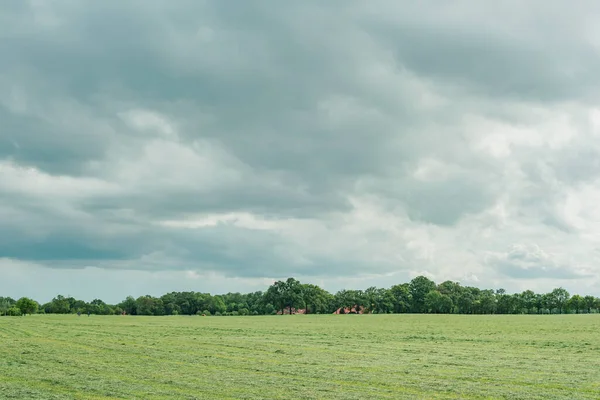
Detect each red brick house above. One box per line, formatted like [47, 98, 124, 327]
[333, 305, 365, 314]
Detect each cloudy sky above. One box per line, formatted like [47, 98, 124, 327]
[2, 1, 600, 303]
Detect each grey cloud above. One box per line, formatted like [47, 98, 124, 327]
[2, 1, 600, 296]
[364, 1, 600, 103]
[486, 244, 591, 280]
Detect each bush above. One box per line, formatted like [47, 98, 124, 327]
[214, 311, 222, 316]
[202, 310, 211, 316]
[238, 308, 249, 316]
[6, 307, 22, 316]
[252, 310, 259, 316]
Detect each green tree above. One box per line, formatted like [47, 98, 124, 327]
[567, 295, 584, 314]
[264, 278, 303, 314]
[390, 283, 412, 313]
[302, 284, 332, 314]
[0, 297, 15, 316]
[283, 278, 303, 314]
[264, 280, 287, 314]
[48, 295, 71, 314]
[409, 276, 437, 313]
[372, 288, 395, 314]
[119, 296, 137, 315]
[208, 296, 227, 316]
[437, 281, 463, 313]
[16, 297, 38, 315]
[425, 290, 453, 313]
[549, 288, 570, 314]
[520, 290, 536, 314]
[584, 296, 597, 313]
[6, 306, 22, 316]
[478, 290, 497, 314]
[457, 290, 475, 314]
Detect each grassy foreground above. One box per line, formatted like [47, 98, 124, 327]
[0, 314, 599, 399]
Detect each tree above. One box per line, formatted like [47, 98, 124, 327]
[478, 290, 497, 314]
[457, 290, 475, 314]
[584, 296, 597, 314]
[283, 278, 303, 314]
[264, 278, 304, 314]
[567, 295, 584, 314]
[0, 297, 15, 316]
[425, 290, 453, 314]
[437, 281, 463, 313]
[302, 284, 332, 314]
[119, 296, 137, 315]
[549, 288, 570, 314]
[48, 295, 71, 314]
[390, 284, 412, 313]
[16, 297, 38, 315]
[520, 290, 536, 314]
[410, 276, 437, 313]
[6, 306, 22, 316]
[208, 296, 227, 316]
[264, 280, 288, 314]
[371, 288, 395, 314]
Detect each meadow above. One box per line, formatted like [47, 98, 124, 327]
[0, 314, 599, 399]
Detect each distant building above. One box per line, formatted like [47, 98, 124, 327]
[276, 308, 307, 315]
[333, 305, 365, 314]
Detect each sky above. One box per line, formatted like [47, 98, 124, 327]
[2, 1, 600, 303]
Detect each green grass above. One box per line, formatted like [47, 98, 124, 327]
[1, 315, 599, 399]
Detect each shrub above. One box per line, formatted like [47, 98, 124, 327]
[214, 311, 222, 316]
[202, 310, 211, 316]
[6, 307, 22, 316]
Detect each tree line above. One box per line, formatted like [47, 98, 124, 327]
[2, 276, 600, 317]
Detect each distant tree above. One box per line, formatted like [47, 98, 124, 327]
[478, 290, 497, 314]
[425, 290, 442, 313]
[520, 290, 536, 314]
[135, 295, 165, 316]
[0, 297, 15, 316]
[409, 276, 437, 313]
[457, 290, 475, 314]
[16, 297, 38, 315]
[208, 296, 227, 316]
[437, 281, 463, 313]
[302, 284, 332, 314]
[584, 296, 597, 314]
[3, 277, 594, 318]
[283, 278, 303, 314]
[119, 296, 138, 315]
[48, 295, 71, 314]
[370, 287, 394, 314]
[265, 278, 303, 315]
[390, 284, 411, 313]
[567, 295, 584, 314]
[6, 306, 22, 316]
[264, 281, 287, 314]
[425, 290, 453, 314]
[549, 288, 570, 314]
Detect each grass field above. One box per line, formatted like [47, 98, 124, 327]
[1, 315, 599, 399]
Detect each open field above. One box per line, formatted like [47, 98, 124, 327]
[1, 315, 599, 399]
